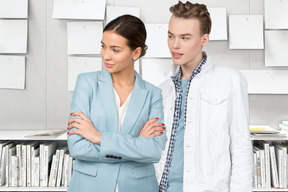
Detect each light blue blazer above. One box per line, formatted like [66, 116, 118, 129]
[67, 69, 167, 192]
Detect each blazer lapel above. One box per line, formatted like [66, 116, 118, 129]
[98, 70, 119, 133]
[121, 72, 148, 135]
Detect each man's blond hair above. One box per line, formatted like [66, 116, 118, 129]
[170, 1, 212, 35]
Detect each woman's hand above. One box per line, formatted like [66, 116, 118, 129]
[138, 118, 165, 138]
[67, 111, 101, 145]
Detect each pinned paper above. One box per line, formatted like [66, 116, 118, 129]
[265, 30, 288, 67]
[0, 0, 28, 18]
[52, 0, 106, 20]
[141, 59, 173, 86]
[0, 20, 28, 53]
[265, 0, 288, 29]
[144, 24, 171, 58]
[208, 7, 227, 40]
[68, 56, 102, 91]
[240, 70, 288, 94]
[229, 15, 264, 49]
[106, 6, 140, 24]
[67, 22, 103, 55]
[0, 55, 25, 89]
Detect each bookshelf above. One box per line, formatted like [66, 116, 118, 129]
[0, 130, 68, 192]
[0, 186, 67, 191]
[252, 134, 288, 192]
[254, 189, 288, 191]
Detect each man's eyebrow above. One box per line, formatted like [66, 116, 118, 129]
[180, 33, 192, 36]
[168, 31, 192, 36]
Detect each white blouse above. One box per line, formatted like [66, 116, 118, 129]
[113, 88, 132, 192]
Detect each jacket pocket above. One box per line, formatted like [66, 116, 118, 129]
[73, 160, 98, 177]
[200, 91, 229, 105]
[134, 164, 155, 179]
[200, 91, 230, 135]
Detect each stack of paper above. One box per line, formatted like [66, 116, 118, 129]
[250, 125, 287, 138]
[279, 121, 288, 132]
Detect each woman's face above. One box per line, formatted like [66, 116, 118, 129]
[101, 31, 140, 75]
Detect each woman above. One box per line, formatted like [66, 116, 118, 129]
[66, 15, 167, 192]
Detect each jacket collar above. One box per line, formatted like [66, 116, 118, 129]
[98, 69, 148, 134]
[166, 53, 214, 86]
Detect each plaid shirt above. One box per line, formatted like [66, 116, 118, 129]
[159, 53, 207, 192]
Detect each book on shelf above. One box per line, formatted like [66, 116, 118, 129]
[67, 157, 73, 187]
[253, 147, 262, 188]
[62, 152, 73, 187]
[269, 145, 279, 188]
[26, 141, 38, 187]
[11, 155, 17, 187]
[48, 154, 57, 187]
[253, 152, 258, 188]
[254, 145, 266, 188]
[273, 143, 285, 188]
[40, 141, 57, 187]
[31, 142, 40, 187]
[7, 143, 16, 187]
[24, 130, 66, 139]
[273, 141, 288, 189]
[56, 146, 68, 187]
[0, 141, 11, 186]
[16, 144, 23, 187]
[254, 140, 271, 188]
[34, 157, 40, 187]
[49, 146, 63, 187]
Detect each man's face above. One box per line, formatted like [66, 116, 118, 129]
[168, 15, 209, 68]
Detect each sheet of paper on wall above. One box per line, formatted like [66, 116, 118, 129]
[229, 15, 264, 49]
[141, 59, 173, 86]
[264, 0, 288, 29]
[67, 22, 103, 55]
[208, 7, 227, 40]
[240, 70, 288, 94]
[68, 56, 102, 91]
[144, 24, 171, 58]
[265, 30, 288, 66]
[106, 0, 113, 5]
[0, 55, 25, 89]
[0, 0, 28, 18]
[0, 20, 27, 53]
[52, 0, 106, 20]
[106, 6, 140, 24]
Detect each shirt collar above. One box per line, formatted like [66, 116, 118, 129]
[171, 52, 207, 83]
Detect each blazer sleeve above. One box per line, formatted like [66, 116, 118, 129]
[99, 88, 167, 163]
[67, 74, 104, 162]
[229, 72, 253, 192]
[68, 74, 167, 163]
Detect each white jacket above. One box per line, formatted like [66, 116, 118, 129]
[155, 55, 253, 192]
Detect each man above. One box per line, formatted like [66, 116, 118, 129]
[141, 1, 253, 192]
